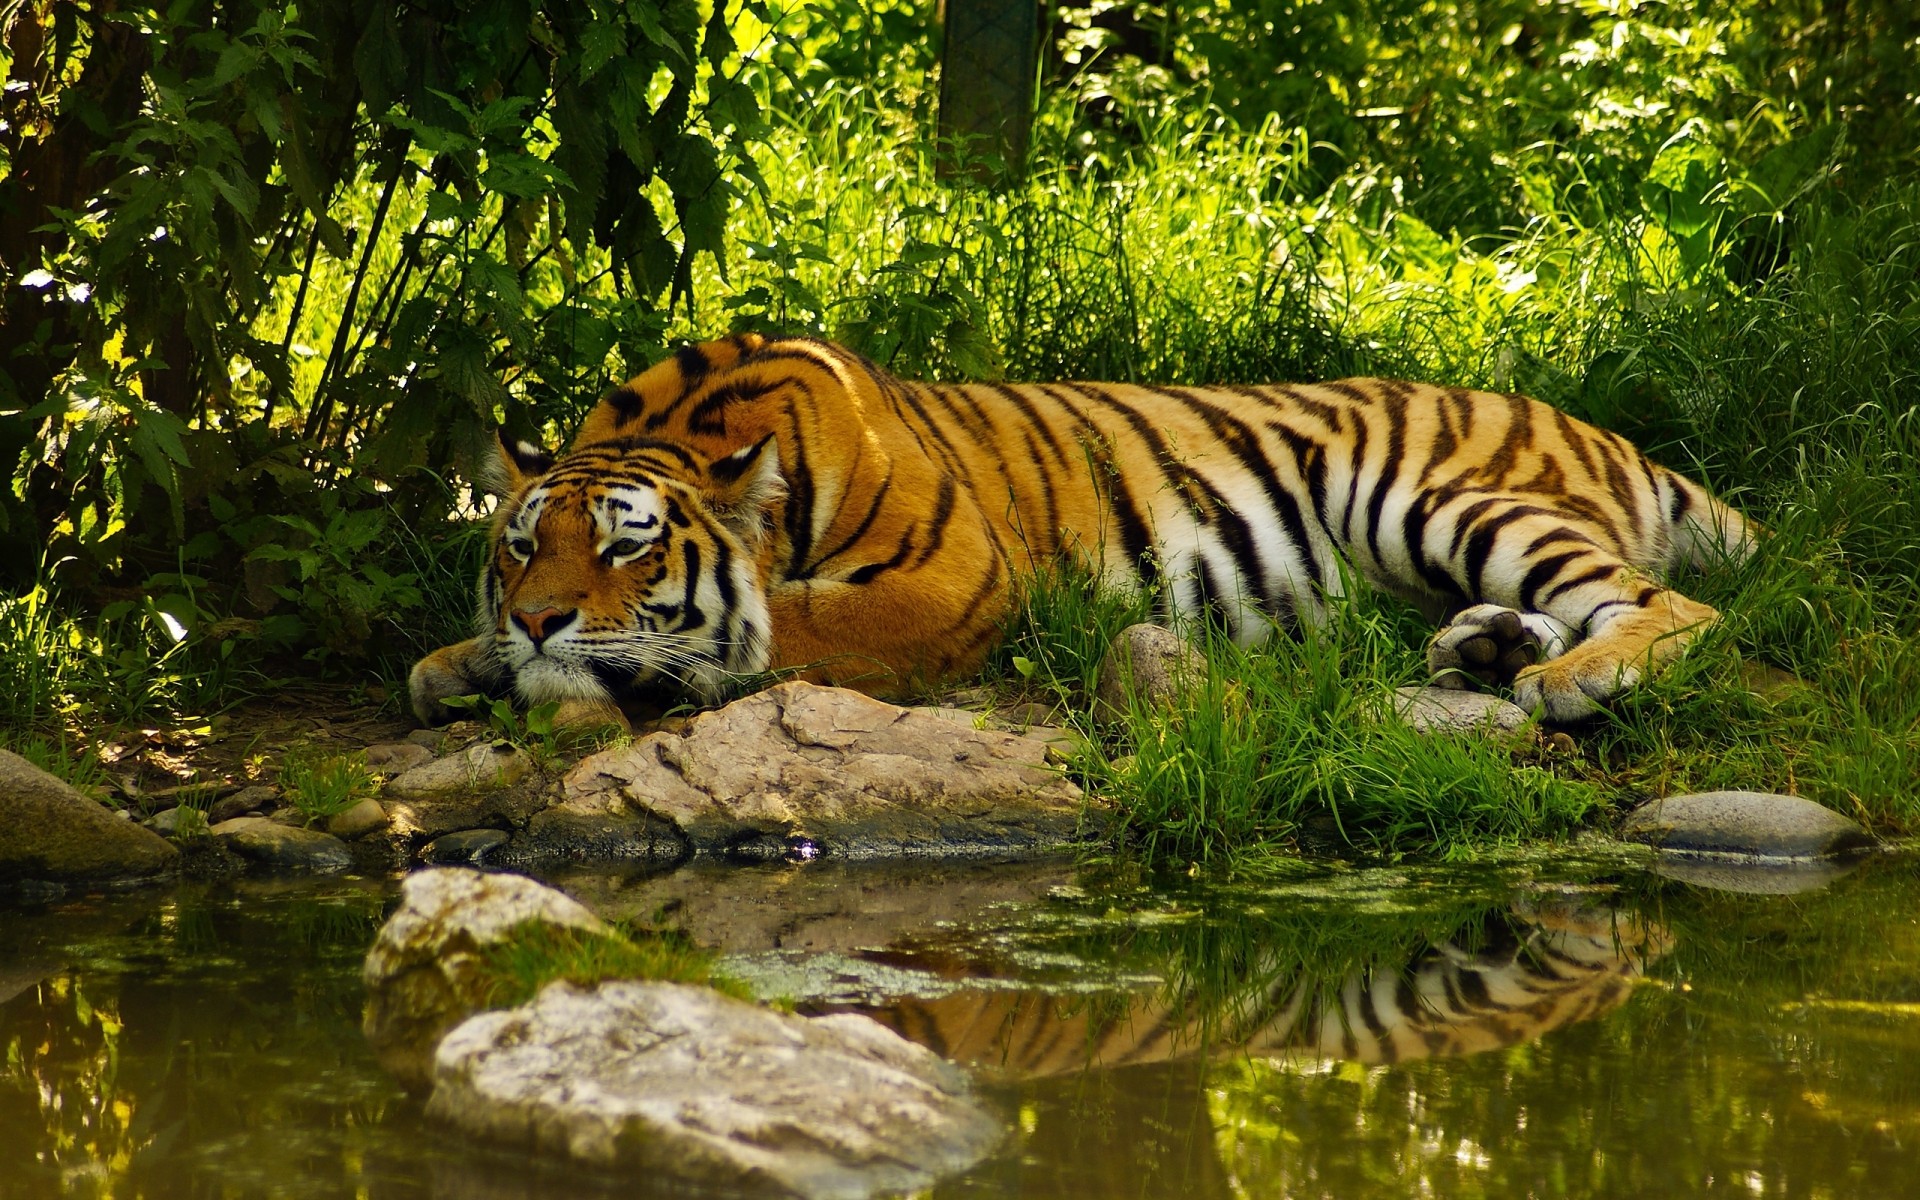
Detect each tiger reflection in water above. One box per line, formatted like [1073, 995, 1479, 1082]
[854, 894, 1670, 1198]
[860, 894, 1670, 1078]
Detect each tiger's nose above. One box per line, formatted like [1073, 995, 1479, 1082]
[512, 606, 577, 645]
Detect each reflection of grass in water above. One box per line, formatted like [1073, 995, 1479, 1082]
[1623, 857, 1920, 1025]
[1006, 868, 1538, 1050]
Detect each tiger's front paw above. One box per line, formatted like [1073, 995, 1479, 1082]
[1428, 605, 1571, 691]
[408, 638, 496, 726]
[1513, 649, 1640, 723]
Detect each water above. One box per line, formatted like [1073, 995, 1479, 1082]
[3, 852, 1916, 1198]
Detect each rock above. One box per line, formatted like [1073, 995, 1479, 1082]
[406, 728, 448, 751]
[1621, 791, 1878, 860]
[327, 797, 391, 840]
[148, 805, 211, 840]
[210, 816, 354, 873]
[365, 741, 436, 775]
[211, 785, 277, 823]
[497, 803, 687, 868]
[422, 828, 510, 865]
[362, 868, 610, 1094]
[1094, 623, 1206, 715]
[0, 747, 179, 888]
[563, 682, 1097, 860]
[1389, 685, 1535, 735]
[427, 980, 1002, 1199]
[382, 744, 539, 839]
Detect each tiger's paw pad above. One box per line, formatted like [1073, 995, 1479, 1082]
[1428, 605, 1570, 690]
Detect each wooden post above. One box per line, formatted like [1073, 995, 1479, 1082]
[937, 0, 1040, 180]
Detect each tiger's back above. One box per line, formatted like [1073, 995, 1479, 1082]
[410, 333, 1751, 724]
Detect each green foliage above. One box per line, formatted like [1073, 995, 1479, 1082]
[1092, 601, 1600, 864]
[277, 747, 376, 825]
[1, 0, 782, 679]
[9, 732, 108, 800]
[473, 919, 753, 1011]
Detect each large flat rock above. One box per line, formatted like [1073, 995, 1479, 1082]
[1621, 790, 1877, 860]
[1, 747, 178, 889]
[427, 980, 1003, 1199]
[563, 682, 1100, 860]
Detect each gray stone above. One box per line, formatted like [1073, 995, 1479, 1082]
[422, 828, 511, 865]
[1094, 623, 1207, 716]
[327, 797, 391, 840]
[1389, 685, 1535, 735]
[362, 868, 610, 1094]
[382, 744, 539, 839]
[498, 804, 687, 868]
[211, 785, 277, 823]
[0, 747, 178, 888]
[427, 980, 1002, 1200]
[210, 816, 354, 873]
[365, 741, 436, 775]
[406, 728, 448, 751]
[563, 682, 1098, 860]
[1621, 791, 1878, 860]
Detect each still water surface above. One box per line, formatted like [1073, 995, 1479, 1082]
[3, 852, 1916, 1198]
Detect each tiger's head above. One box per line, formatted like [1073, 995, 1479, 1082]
[479, 429, 784, 708]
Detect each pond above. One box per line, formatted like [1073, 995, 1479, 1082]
[3, 850, 1917, 1199]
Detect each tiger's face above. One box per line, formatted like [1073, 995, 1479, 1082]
[481, 432, 783, 707]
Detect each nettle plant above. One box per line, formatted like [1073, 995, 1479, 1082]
[0, 0, 786, 679]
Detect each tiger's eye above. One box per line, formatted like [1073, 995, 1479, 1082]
[607, 538, 644, 558]
[507, 537, 535, 558]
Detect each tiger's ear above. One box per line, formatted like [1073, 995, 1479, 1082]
[489, 428, 555, 493]
[704, 433, 785, 541]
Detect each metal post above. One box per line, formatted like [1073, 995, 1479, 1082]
[936, 0, 1040, 181]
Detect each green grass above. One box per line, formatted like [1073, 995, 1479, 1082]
[277, 748, 377, 826]
[473, 920, 753, 1010]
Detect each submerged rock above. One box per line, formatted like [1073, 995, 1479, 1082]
[210, 816, 354, 873]
[362, 868, 609, 1094]
[1094, 623, 1206, 715]
[428, 980, 1002, 1200]
[1621, 791, 1877, 860]
[562, 682, 1096, 860]
[0, 747, 178, 889]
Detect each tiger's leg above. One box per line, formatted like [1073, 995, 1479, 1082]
[1504, 563, 1720, 722]
[1428, 604, 1574, 691]
[408, 636, 501, 726]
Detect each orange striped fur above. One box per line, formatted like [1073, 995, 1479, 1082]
[409, 333, 1752, 726]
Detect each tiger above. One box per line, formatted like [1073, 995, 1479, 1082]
[408, 333, 1754, 728]
[859, 895, 1671, 1078]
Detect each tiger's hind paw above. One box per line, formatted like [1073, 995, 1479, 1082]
[1428, 605, 1573, 691]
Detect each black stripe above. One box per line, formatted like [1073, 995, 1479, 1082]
[911, 475, 959, 567]
[846, 533, 916, 585]
[676, 540, 705, 631]
[1518, 550, 1590, 611]
[1361, 387, 1409, 571]
[803, 471, 893, 577]
[1145, 384, 1321, 597]
[1404, 492, 1468, 600]
[686, 378, 783, 437]
[782, 436, 817, 578]
[1541, 562, 1620, 607]
[603, 384, 644, 427]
